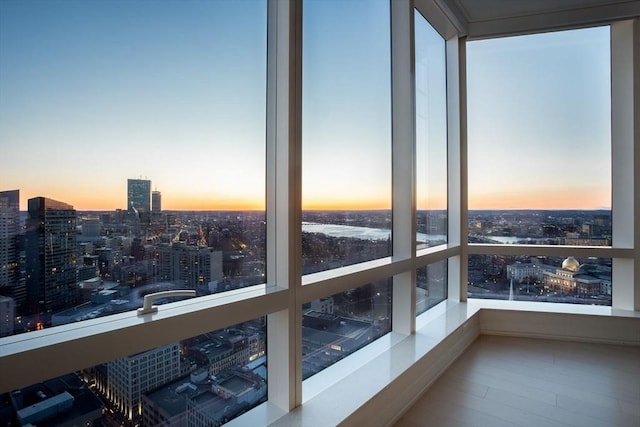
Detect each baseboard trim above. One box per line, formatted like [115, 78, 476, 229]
[345, 307, 639, 427]
[479, 309, 640, 346]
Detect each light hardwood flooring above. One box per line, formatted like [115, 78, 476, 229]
[394, 335, 640, 427]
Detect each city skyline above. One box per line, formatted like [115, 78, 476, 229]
[0, 1, 611, 212]
[0, 2, 627, 426]
[0, 0, 268, 212]
[0, 187, 615, 213]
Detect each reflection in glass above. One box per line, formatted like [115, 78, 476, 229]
[468, 255, 612, 306]
[416, 260, 448, 315]
[415, 10, 448, 250]
[302, 280, 392, 379]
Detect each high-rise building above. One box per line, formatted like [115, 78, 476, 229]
[156, 243, 223, 289]
[25, 197, 77, 315]
[152, 190, 161, 213]
[0, 190, 22, 307]
[0, 295, 15, 337]
[127, 179, 151, 214]
[97, 342, 180, 422]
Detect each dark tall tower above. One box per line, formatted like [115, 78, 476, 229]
[152, 190, 161, 213]
[127, 179, 151, 214]
[25, 197, 77, 315]
[0, 190, 23, 307]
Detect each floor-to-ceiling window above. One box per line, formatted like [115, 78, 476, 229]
[466, 26, 614, 306]
[0, 1, 637, 426]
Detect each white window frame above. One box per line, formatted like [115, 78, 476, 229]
[0, 4, 638, 426]
[464, 20, 639, 312]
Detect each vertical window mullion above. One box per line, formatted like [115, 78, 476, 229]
[611, 19, 639, 310]
[452, 35, 468, 302]
[391, 0, 416, 334]
[266, 0, 303, 411]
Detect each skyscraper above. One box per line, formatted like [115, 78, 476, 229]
[25, 197, 77, 315]
[156, 243, 223, 288]
[127, 179, 151, 214]
[99, 342, 180, 422]
[0, 190, 23, 308]
[152, 190, 161, 213]
[0, 295, 15, 337]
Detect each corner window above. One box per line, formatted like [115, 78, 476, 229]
[416, 260, 448, 315]
[467, 27, 611, 243]
[302, 280, 392, 380]
[466, 26, 612, 305]
[415, 10, 448, 250]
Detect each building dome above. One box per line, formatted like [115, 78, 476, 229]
[562, 257, 580, 272]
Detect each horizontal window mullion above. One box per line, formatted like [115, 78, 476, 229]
[0, 287, 287, 393]
[300, 257, 411, 304]
[468, 244, 633, 259]
[415, 244, 460, 268]
[300, 245, 460, 305]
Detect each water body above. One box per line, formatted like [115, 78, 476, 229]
[302, 222, 446, 243]
[484, 236, 551, 244]
[301, 223, 549, 245]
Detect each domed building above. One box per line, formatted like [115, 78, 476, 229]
[543, 257, 602, 295]
[561, 256, 580, 272]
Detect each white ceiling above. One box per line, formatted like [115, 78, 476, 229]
[430, 0, 640, 39]
[453, 0, 633, 23]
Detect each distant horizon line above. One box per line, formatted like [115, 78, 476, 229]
[17, 207, 613, 213]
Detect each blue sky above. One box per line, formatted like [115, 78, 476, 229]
[415, 9, 448, 210]
[302, 0, 391, 209]
[467, 26, 611, 209]
[0, 0, 267, 210]
[0, 0, 611, 211]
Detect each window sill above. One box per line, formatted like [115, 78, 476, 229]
[0, 283, 287, 392]
[234, 298, 639, 427]
[232, 300, 480, 427]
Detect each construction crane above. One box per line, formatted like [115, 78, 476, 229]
[172, 227, 184, 243]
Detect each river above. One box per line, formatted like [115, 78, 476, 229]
[302, 222, 446, 244]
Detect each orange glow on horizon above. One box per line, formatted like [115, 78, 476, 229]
[302, 196, 390, 211]
[417, 194, 447, 211]
[14, 188, 609, 212]
[16, 192, 267, 212]
[469, 189, 611, 211]
[165, 195, 265, 211]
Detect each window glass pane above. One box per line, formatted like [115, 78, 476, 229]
[468, 255, 612, 306]
[0, 318, 266, 426]
[0, 0, 267, 337]
[467, 27, 611, 244]
[416, 260, 447, 315]
[415, 10, 448, 250]
[302, 280, 392, 379]
[302, 0, 391, 275]
[468, 210, 611, 245]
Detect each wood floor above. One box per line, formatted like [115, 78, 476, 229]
[394, 335, 640, 427]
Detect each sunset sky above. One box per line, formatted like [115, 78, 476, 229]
[0, 0, 267, 211]
[467, 26, 611, 210]
[0, 1, 611, 211]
